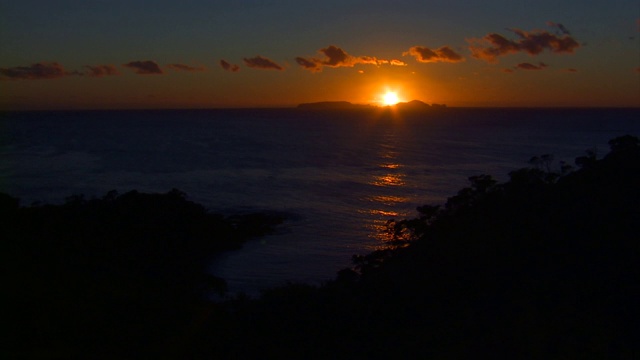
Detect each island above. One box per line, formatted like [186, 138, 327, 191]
[296, 100, 446, 111]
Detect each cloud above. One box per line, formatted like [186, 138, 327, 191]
[404, 46, 465, 63]
[317, 45, 352, 67]
[295, 57, 321, 72]
[563, 68, 578, 73]
[84, 64, 120, 77]
[468, 24, 580, 63]
[515, 62, 548, 70]
[296, 45, 407, 72]
[389, 59, 408, 66]
[546, 21, 571, 35]
[122, 60, 163, 74]
[220, 60, 240, 72]
[358, 55, 380, 65]
[167, 64, 206, 72]
[0, 62, 77, 80]
[243, 56, 283, 70]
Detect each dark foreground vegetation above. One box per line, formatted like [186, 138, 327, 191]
[3, 189, 283, 358]
[4, 135, 639, 359]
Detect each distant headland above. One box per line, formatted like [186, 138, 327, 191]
[296, 100, 447, 110]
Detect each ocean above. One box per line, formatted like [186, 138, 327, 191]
[2, 108, 638, 295]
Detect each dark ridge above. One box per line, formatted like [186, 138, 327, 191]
[394, 99, 431, 110]
[3, 189, 284, 358]
[297, 100, 447, 111]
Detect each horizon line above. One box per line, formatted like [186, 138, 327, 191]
[3, 105, 640, 113]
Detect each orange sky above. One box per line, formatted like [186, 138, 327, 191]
[1, 1, 639, 110]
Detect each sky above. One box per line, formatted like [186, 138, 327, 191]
[1, 0, 639, 110]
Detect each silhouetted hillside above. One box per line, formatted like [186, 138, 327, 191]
[297, 100, 446, 111]
[3, 189, 283, 358]
[394, 99, 431, 110]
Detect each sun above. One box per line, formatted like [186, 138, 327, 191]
[382, 91, 400, 106]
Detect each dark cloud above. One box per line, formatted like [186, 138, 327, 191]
[546, 21, 571, 35]
[295, 46, 357, 70]
[84, 64, 120, 77]
[243, 56, 283, 70]
[295, 57, 321, 72]
[404, 46, 465, 63]
[296, 45, 407, 72]
[167, 64, 206, 72]
[0, 62, 77, 80]
[468, 24, 580, 63]
[563, 68, 578, 73]
[515, 62, 548, 70]
[220, 60, 240, 72]
[318, 45, 351, 66]
[122, 60, 163, 74]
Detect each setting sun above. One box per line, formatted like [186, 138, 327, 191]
[382, 91, 400, 106]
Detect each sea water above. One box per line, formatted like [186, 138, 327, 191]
[1, 108, 638, 295]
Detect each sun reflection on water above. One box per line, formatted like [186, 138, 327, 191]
[363, 139, 414, 247]
[371, 173, 405, 187]
[369, 209, 399, 217]
[369, 195, 407, 205]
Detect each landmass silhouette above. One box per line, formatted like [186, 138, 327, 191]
[4, 135, 638, 358]
[297, 99, 446, 110]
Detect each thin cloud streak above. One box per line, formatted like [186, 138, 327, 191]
[122, 60, 163, 74]
[546, 21, 571, 35]
[220, 60, 240, 72]
[243, 56, 283, 70]
[0, 62, 77, 80]
[295, 57, 321, 72]
[515, 62, 548, 70]
[167, 64, 206, 72]
[84, 64, 120, 77]
[389, 59, 408, 66]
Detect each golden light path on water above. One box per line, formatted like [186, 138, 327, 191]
[359, 131, 413, 248]
[371, 173, 406, 187]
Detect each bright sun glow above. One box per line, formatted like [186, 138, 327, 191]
[382, 91, 400, 106]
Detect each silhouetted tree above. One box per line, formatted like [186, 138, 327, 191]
[575, 147, 597, 169]
[608, 134, 639, 153]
